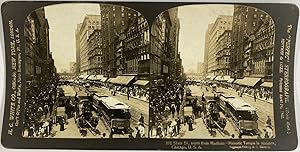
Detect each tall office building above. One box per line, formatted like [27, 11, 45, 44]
[207, 15, 233, 75]
[78, 15, 101, 74]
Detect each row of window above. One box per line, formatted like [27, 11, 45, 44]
[219, 20, 232, 25]
[216, 49, 230, 57]
[87, 20, 100, 24]
[254, 60, 266, 74]
[217, 57, 231, 64]
[254, 40, 274, 52]
[140, 54, 150, 61]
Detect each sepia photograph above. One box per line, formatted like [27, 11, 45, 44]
[149, 4, 275, 139]
[2, 0, 299, 150]
[23, 3, 150, 138]
[22, 3, 275, 140]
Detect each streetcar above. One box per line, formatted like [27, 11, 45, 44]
[226, 98, 258, 135]
[202, 96, 227, 131]
[218, 93, 235, 112]
[93, 94, 131, 133]
[213, 90, 224, 97]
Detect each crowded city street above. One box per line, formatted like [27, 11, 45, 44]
[189, 82, 274, 138]
[24, 4, 275, 140]
[23, 79, 149, 138]
[149, 81, 274, 139]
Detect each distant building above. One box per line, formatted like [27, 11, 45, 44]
[69, 62, 76, 74]
[87, 29, 103, 75]
[75, 23, 82, 75]
[168, 8, 181, 79]
[216, 30, 232, 76]
[197, 62, 205, 75]
[207, 15, 233, 76]
[203, 24, 213, 76]
[78, 15, 101, 74]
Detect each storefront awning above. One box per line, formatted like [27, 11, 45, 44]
[87, 75, 96, 80]
[223, 76, 231, 81]
[236, 77, 262, 87]
[260, 82, 273, 88]
[134, 80, 149, 86]
[93, 75, 104, 81]
[100, 77, 108, 82]
[227, 78, 235, 83]
[78, 75, 85, 79]
[195, 80, 202, 83]
[215, 76, 231, 81]
[107, 78, 116, 83]
[234, 79, 242, 84]
[112, 75, 136, 85]
[83, 75, 90, 80]
[210, 76, 217, 80]
[215, 76, 221, 81]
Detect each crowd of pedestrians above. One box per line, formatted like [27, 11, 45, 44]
[23, 78, 58, 138]
[149, 78, 186, 138]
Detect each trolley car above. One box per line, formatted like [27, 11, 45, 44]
[93, 95, 131, 133]
[226, 98, 258, 135]
[218, 93, 235, 112]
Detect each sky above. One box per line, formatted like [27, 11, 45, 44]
[177, 5, 234, 73]
[45, 4, 100, 73]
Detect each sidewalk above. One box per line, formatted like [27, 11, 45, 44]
[222, 87, 273, 104]
[100, 86, 148, 102]
[116, 91, 148, 102]
[244, 93, 273, 104]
